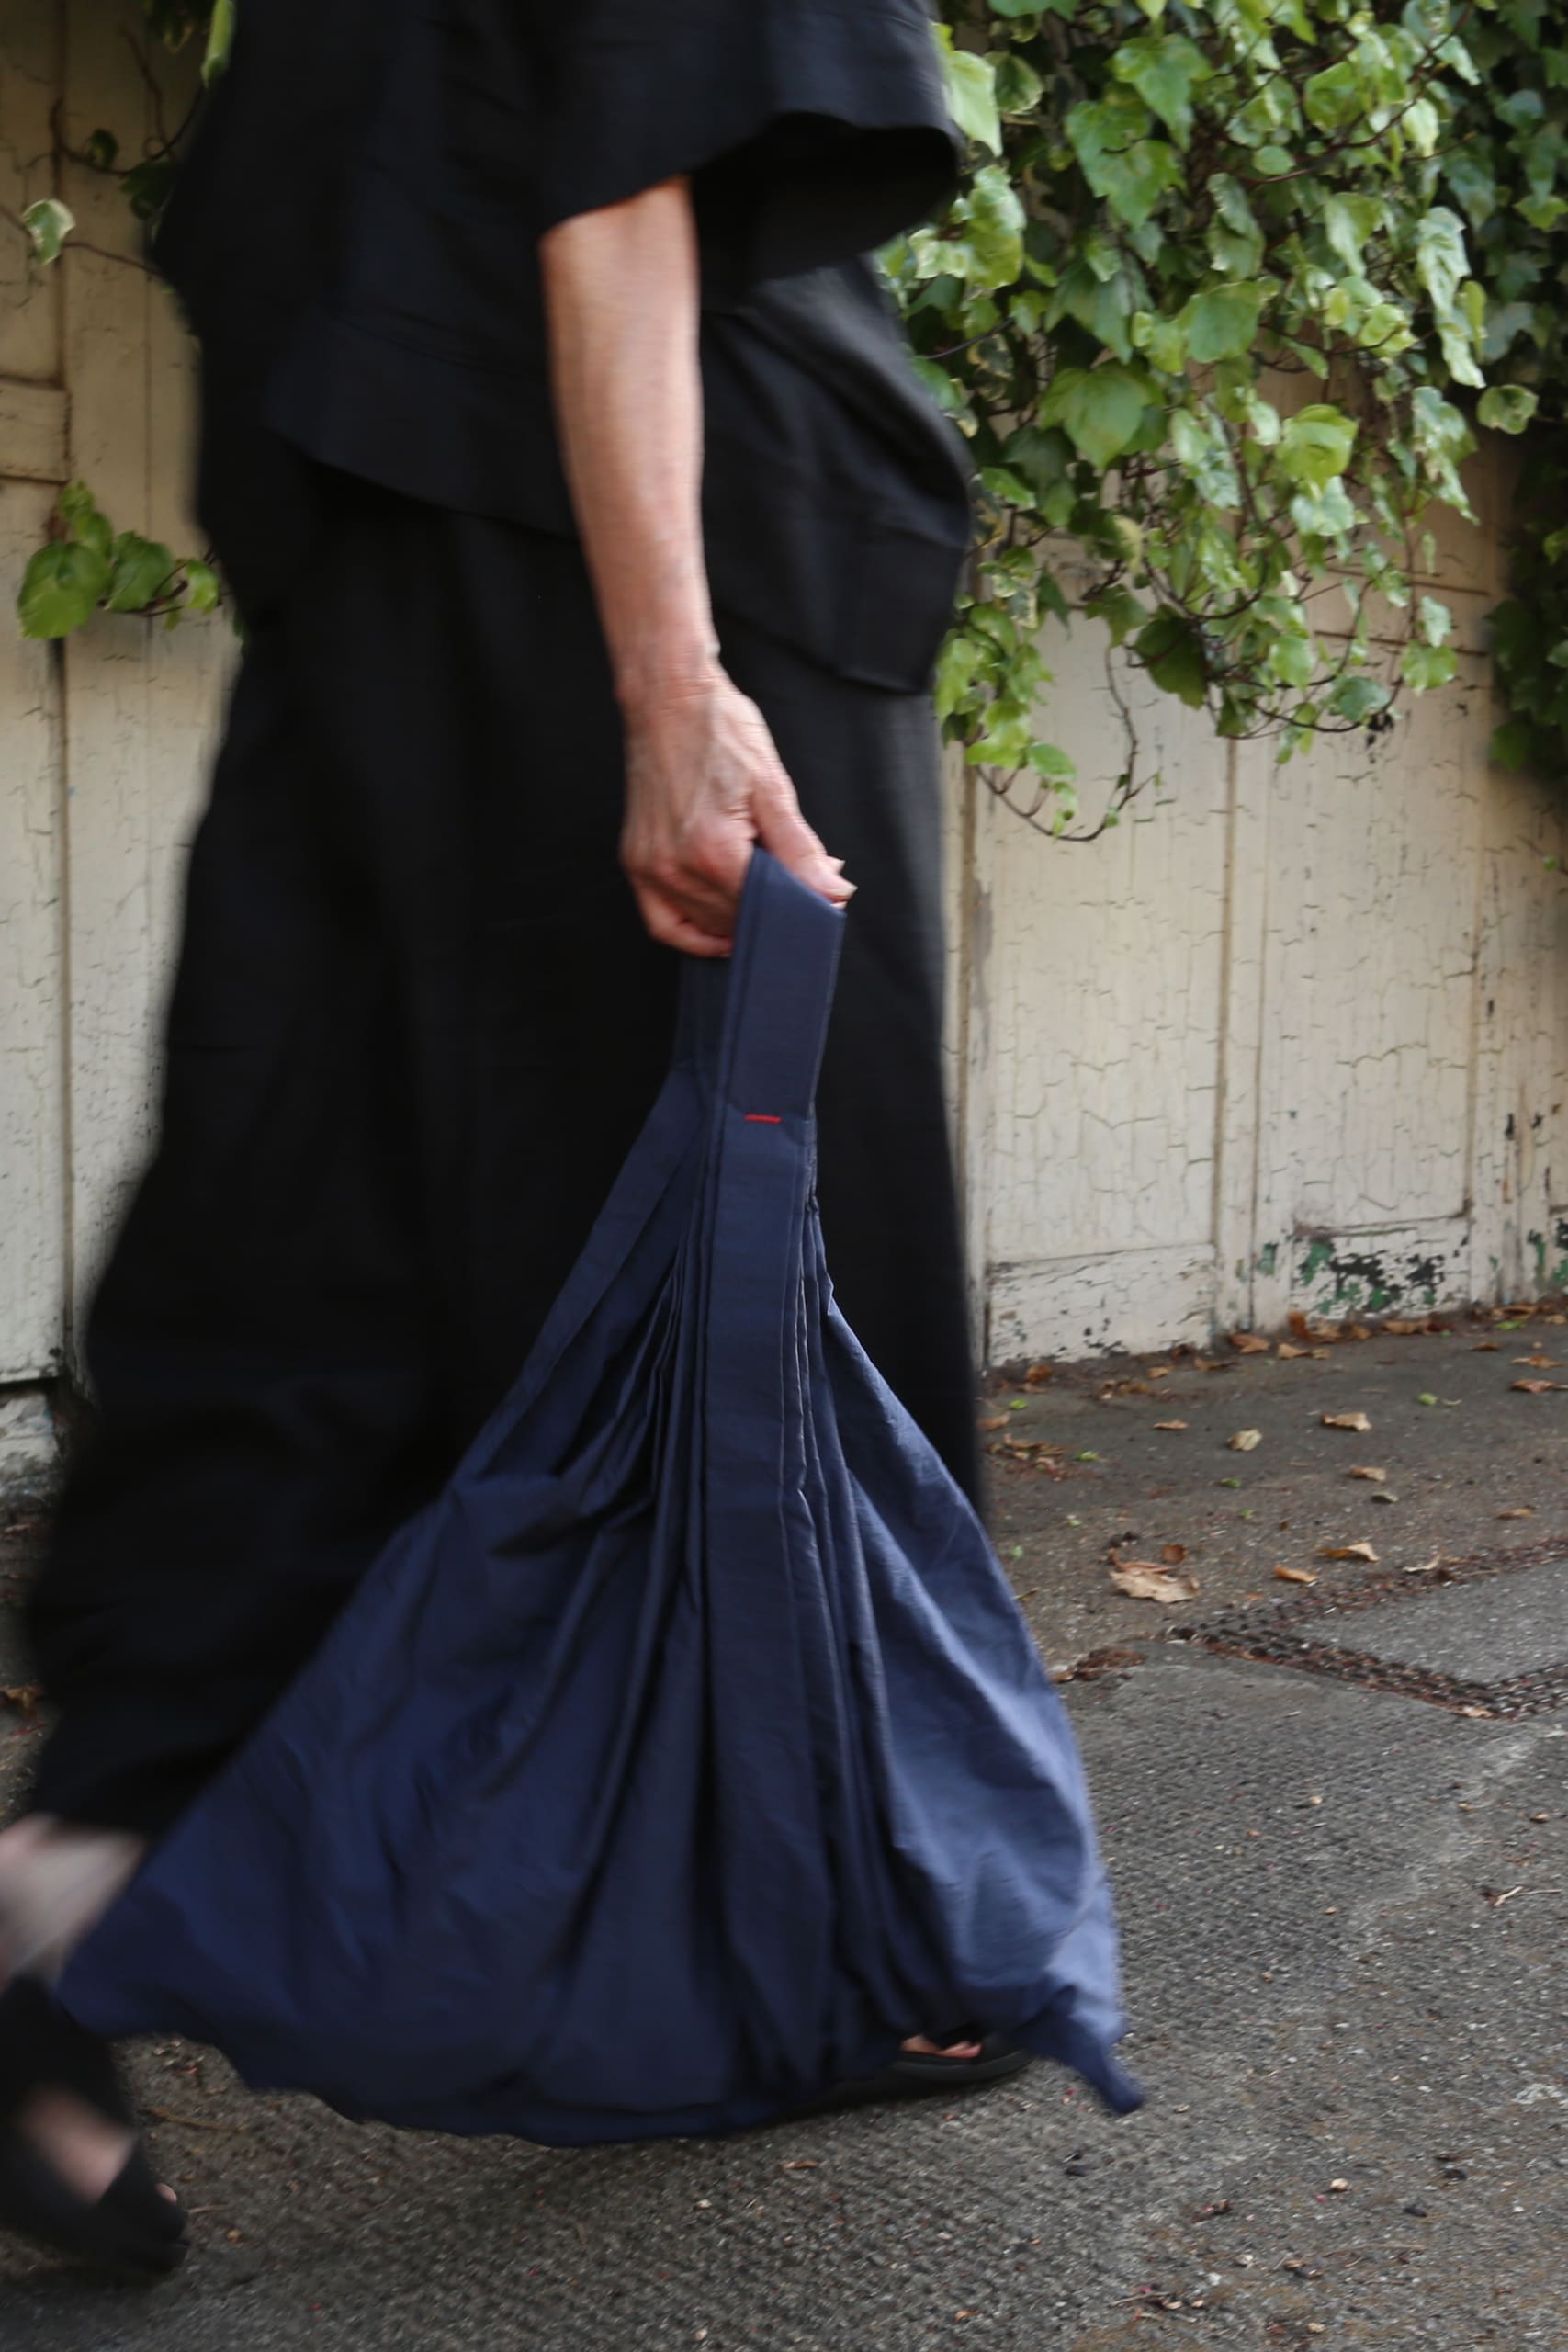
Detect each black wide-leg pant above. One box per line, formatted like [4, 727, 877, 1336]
[28, 463, 977, 1837]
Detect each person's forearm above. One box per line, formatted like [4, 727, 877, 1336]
[539, 179, 718, 713]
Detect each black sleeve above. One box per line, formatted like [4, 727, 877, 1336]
[534, 0, 960, 296]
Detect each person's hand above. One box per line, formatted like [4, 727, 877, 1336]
[620, 668, 852, 956]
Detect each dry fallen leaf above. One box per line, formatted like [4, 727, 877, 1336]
[976, 1414, 1008, 1431]
[1472, 1340, 1499, 1351]
[1318, 1541, 1379, 1563]
[1109, 1563, 1201, 1605]
[1514, 1354, 1562, 1369]
[1321, 1411, 1372, 1432]
[1228, 1428, 1263, 1451]
[1153, 1419, 1188, 1431]
[1346, 1324, 1371, 1341]
[0, 1685, 41, 1713]
[1275, 1566, 1318, 1586]
[1347, 1464, 1387, 1482]
[1327, 2179, 1349, 2193]
[1498, 1505, 1534, 1520]
[1288, 1311, 1311, 1339]
[1160, 1542, 1189, 1565]
[1382, 1318, 1424, 1335]
[1512, 1378, 1566, 1395]
[1404, 1552, 1443, 1574]
[1146, 1363, 1172, 1378]
[1230, 1330, 1271, 1354]
[1024, 1362, 1054, 1386]
[1276, 1341, 1311, 1359]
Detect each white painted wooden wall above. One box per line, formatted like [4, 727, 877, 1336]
[949, 470, 1568, 1362]
[3, 7, 1566, 1416]
[2, 1, 227, 1401]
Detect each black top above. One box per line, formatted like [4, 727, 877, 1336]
[158, 0, 972, 690]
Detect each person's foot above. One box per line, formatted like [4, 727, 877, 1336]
[790, 2031, 1032, 2120]
[0, 1979, 186, 2276]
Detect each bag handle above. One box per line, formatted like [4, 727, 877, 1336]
[713, 850, 844, 1123]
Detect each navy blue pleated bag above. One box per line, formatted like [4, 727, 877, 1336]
[60, 854, 1137, 2138]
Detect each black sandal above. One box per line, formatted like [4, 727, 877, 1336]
[0, 1978, 187, 2278]
[798, 2032, 1032, 2117]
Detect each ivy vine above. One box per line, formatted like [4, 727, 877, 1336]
[9, 0, 1568, 829]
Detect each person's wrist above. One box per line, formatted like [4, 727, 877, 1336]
[614, 640, 724, 721]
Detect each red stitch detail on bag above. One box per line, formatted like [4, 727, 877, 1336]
[745, 1114, 783, 1124]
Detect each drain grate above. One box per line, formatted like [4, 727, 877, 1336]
[1170, 1537, 1568, 1721]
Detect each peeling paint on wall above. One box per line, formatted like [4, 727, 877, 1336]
[1292, 1236, 1450, 1318]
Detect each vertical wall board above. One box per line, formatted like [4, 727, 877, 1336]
[1238, 658, 1489, 1324]
[0, 480, 65, 1380]
[1471, 759, 1568, 1303]
[0, 0, 62, 385]
[59, 4, 212, 1351]
[971, 630, 1232, 1359]
[0, 5, 65, 1385]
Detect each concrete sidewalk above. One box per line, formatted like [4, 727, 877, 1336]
[2, 1306, 1564, 2348]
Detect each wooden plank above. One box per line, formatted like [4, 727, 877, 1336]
[988, 1243, 1217, 1364]
[1470, 748, 1568, 1303]
[1212, 736, 1274, 1336]
[58, 4, 214, 1357]
[0, 477, 65, 1381]
[0, 0, 62, 386]
[1242, 671, 1486, 1334]
[976, 628, 1231, 1282]
[0, 375, 68, 481]
[1286, 1214, 1472, 1323]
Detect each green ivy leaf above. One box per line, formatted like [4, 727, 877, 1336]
[1277, 404, 1358, 491]
[60, 481, 114, 561]
[1489, 716, 1535, 770]
[1086, 584, 1149, 646]
[1327, 674, 1393, 724]
[20, 199, 74, 266]
[1066, 93, 1181, 230]
[1477, 384, 1540, 434]
[908, 354, 976, 434]
[1303, 59, 1363, 133]
[1001, 424, 1072, 500]
[1134, 610, 1208, 707]
[1111, 34, 1213, 151]
[936, 28, 1002, 155]
[1179, 282, 1267, 363]
[992, 50, 1044, 119]
[122, 156, 178, 222]
[106, 533, 177, 613]
[1402, 642, 1459, 691]
[17, 539, 110, 639]
[203, 0, 236, 82]
[979, 465, 1039, 512]
[1416, 207, 1473, 325]
[1047, 257, 1136, 361]
[1041, 364, 1157, 468]
[1133, 311, 1189, 373]
[183, 558, 222, 615]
